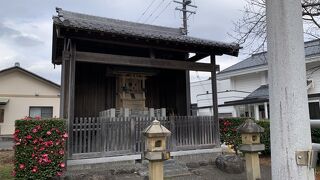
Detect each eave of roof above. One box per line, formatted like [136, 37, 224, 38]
[52, 7, 240, 62]
[0, 66, 60, 89]
[218, 39, 320, 77]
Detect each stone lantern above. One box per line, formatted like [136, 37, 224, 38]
[237, 119, 265, 180]
[143, 120, 171, 180]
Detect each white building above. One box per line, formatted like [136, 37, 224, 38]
[0, 63, 60, 135]
[191, 40, 320, 120]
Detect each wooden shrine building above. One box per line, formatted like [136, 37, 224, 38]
[52, 8, 239, 160]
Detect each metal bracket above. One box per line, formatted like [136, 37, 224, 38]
[296, 150, 318, 168]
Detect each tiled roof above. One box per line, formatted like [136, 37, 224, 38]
[53, 8, 239, 56]
[245, 85, 269, 100]
[219, 40, 320, 74]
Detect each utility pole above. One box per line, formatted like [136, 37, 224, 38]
[174, 0, 196, 35]
[266, 0, 315, 179]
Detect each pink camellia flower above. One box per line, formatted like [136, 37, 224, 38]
[15, 129, 20, 134]
[35, 115, 41, 120]
[46, 131, 52, 136]
[55, 140, 60, 146]
[32, 128, 38, 133]
[58, 149, 64, 155]
[31, 166, 38, 173]
[33, 146, 38, 150]
[33, 139, 39, 144]
[12, 170, 16, 177]
[26, 135, 32, 140]
[47, 140, 53, 147]
[16, 142, 21, 146]
[32, 153, 36, 158]
[36, 125, 41, 130]
[19, 164, 25, 169]
[39, 147, 45, 151]
[59, 162, 65, 168]
[57, 172, 62, 176]
[42, 154, 48, 158]
[62, 132, 68, 139]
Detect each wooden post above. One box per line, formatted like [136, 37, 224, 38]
[67, 42, 76, 159]
[266, 0, 315, 179]
[210, 55, 219, 144]
[60, 39, 66, 118]
[186, 70, 191, 116]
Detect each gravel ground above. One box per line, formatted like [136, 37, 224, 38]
[0, 149, 272, 180]
[65, 163, 271, 180]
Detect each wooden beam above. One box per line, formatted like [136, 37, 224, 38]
[188, 53, 209, 61]
[75, 51, 214, 72]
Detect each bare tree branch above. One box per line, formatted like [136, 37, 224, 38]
[231, 0, 320, 55]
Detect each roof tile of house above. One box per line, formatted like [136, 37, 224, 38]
[53, 8, 239, 56]
[219, 40, 320, 74]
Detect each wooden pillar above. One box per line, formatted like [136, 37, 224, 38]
[67, 43, 76, 159]
[210, 55, 219, 144]
[185, 70, 191, 116]
[266, 0, 314, 179]
[60, 40, 66, 118]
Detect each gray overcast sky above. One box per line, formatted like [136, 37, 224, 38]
[0, 0, 246, 83]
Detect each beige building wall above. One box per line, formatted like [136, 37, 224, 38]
[0, 69, 60, 135]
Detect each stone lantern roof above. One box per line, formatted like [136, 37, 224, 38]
[143, 120, 171, 138]
[237, 119, 264, 134]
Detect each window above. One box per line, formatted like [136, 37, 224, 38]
[29, 107, 53, 118]
[0, 109, 4, 123]
[309, 101, 320, 120]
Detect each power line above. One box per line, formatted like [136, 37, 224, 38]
[151, 0, 173, 24]
[143, 0, 166, 23]
[137, 0, 158, 22]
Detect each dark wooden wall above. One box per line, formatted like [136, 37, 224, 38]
[145, 70, 187, 116]
[74, 62, 187, 117]
[75, 62, 116, 117]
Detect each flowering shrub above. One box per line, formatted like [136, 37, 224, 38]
[13, 117, 67, 179]
[219, 118, 271, 155]
[219, 118, 245, 154]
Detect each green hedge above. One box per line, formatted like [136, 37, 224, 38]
[220, 118, 320, 155]
[13, 118, 67, 179]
